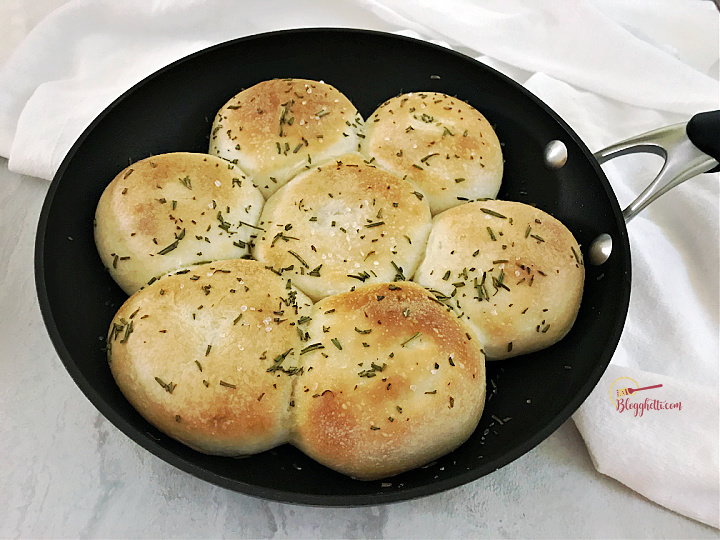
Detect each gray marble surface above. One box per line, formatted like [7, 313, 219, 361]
[1, 157, 717, 538]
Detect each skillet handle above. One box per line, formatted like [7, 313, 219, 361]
[593, 111, 720, 223]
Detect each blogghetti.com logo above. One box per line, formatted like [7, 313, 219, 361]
[609, 377, 682, 417]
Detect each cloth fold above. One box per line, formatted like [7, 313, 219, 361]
[1, 0, 717, 527]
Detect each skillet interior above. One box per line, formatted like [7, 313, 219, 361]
[35, 28, 630, 505]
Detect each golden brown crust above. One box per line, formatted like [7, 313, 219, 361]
[252, 153, 432, 301]
[361, 92, 503, 215]
[208, 79, 364, 198]
[290, 282, 486, 480]
[107, 259, 313, 456]
[413, 200, 584, 359]
[94, 152, 264, 295]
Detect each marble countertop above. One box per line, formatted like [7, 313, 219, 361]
[1, 157, 715, 539]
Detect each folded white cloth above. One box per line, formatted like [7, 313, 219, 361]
[1, 0, 717, 527]
[575, 364, 719, 528]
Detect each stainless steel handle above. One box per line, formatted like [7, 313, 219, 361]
[587, 118, 719, 266]
[594, 122, 719, 224]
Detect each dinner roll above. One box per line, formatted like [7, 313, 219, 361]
[290, 282, 486, 480]
[95, 152, 264, 295]
[106, 259, 313, 456]
[208, 78, 364, 198]
[361, 92, 503, 215]
[252, 153, 432, 301]
[413, 200, 584, 360]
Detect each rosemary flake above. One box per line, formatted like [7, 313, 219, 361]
[287, 250, 309, 268]
[480, 208, 507, 219]
[300, 343, 325, 355]
[401, 332, 421, 347]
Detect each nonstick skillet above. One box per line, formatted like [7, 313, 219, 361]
[35, 28, 719, 505]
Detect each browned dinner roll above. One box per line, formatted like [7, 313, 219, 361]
[252, 153, 432, 301]
[106, 259, 313, 456]
[95, 152, 264, 295]
[208, 78, 364, 198]
[361, 92, 503, 215]
[413, 200, 584, 360]
[290, 281, 486, 480]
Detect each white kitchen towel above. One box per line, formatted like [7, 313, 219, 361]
[574, 364, 719, 528]
[0, 0, 717, 527]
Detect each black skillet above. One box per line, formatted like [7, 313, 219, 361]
[35, 28, 720, 505]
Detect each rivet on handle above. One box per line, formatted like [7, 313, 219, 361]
[544, 140, 567, 169]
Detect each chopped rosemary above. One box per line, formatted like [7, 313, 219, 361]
[331, 338, 342, 350]
[347, 271, 370, 282]
[359, 362, 386, 377]
[571, 245, 583, 265]
[266, 348, 294, 372]
[300, 343, 325, 355]
[401, 332, 421, 347]
[287, 250, 309, 268]
[154, 377, 176, 394]
[238, 220, 264, 231]
[480, 208, 507, 219]
[179, 176, 192, 189]
[157, 239, 179, 255]
[391, 261, 406, 281]
[271, 232, 299, 247]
